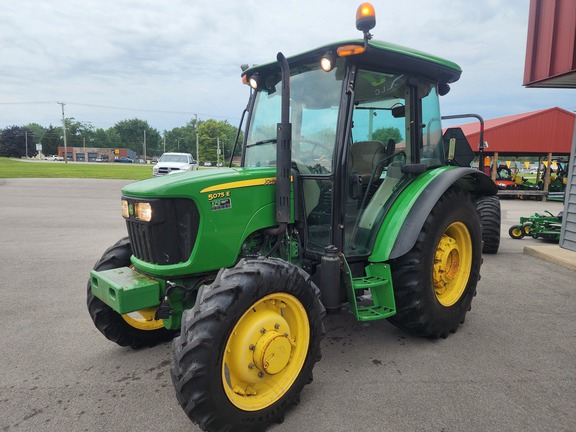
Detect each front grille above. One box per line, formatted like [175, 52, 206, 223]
[125, 198, 199, 265]
[157, 167, 180, 176]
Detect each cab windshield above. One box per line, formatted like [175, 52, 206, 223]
[244, 60, 344, 173]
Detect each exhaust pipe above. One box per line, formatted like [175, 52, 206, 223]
[275, 52, 291, 226]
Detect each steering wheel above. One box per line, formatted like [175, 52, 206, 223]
[292, 138, 331, 173]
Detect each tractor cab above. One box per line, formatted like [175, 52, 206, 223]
[240, 13, 463, 261]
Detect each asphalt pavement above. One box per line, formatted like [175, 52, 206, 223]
[0, 178, 574, 432]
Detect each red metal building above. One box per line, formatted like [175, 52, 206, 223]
[457, 107, 575, 156]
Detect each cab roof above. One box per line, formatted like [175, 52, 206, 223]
[243, 39, 462, 85]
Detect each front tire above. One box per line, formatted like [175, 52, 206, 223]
[171, 258, 325, 432]
[87, 237, 176, 348]
[388, 188, 482, 338]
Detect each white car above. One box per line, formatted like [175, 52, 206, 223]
[45, 155, 64, 161]
[153, 152, 198, 176]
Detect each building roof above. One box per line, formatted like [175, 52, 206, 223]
[455, 107, 575, 155]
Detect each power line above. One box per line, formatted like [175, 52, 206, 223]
[0, 101, 57, 105]
[0, 100, 240, 121]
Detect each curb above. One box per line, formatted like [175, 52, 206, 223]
[523, 245, 576, 271]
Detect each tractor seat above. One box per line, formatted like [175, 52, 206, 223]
[349, 140, 387, 184]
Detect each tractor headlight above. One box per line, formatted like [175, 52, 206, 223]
[134, 202, 153, 222]
[121, 199, 130, 218]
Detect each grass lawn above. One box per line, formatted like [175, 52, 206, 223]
[0, 157, 153, 180]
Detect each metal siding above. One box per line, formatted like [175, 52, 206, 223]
[524, 0, 576, 87]
[560, 123, 576, 251]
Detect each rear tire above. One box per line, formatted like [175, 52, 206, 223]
[171, 258, 325, 432]
[87, 237, 176, 348]
[388, 188, 482, 338]
[476, 195, 501, 254]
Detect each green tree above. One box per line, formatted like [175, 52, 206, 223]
[40, 125, 62, 156]
[62, 118, 96, 148]
[91, 128, 114, 148]
[113, 119, 161, 156]
[0, 126, 37, 158]
[24, 123, 47, 155]
[372, 127, 403, 145]
[196, 119, 241, 165]
[163, 123, 197, 156]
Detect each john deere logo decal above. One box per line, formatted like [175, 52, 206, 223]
[128, 204, 134, 216]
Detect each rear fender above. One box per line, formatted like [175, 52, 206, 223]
[369, 167, 496, 262]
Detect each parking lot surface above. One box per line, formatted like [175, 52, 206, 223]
[0, 178, 574, 432]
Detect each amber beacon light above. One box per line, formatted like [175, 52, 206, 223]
[356, 2, 376, 34]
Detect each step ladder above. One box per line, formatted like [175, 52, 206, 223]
[346, 261, 396, 321]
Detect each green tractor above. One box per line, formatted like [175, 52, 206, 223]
[87, 4, 499, 431]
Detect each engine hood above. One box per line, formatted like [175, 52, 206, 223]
[122, 167, 277, 199]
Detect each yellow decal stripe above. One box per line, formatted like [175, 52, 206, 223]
[200, 178, 276, 194]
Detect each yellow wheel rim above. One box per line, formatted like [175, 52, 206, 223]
[222, 293, 310, 411]
[122, 307, 165, 331]
[512, 227, 524, 237]
[433, 222, 472, 307]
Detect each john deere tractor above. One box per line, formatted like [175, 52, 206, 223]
[87, 4, 498, 431]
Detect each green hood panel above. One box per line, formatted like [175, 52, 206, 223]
[122, 167, 287, 277]
[123, 167, 276, 199]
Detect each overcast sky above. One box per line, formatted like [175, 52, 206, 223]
[1, 0, 574, 134]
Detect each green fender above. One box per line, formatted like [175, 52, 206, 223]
[369, 166, 496, 262]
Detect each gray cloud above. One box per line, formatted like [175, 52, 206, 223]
[1, 0, 573, 132]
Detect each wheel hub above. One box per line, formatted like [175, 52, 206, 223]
[253, 330, 293, 375]
[222, 293, 310, 411]
[434, 235, 460, 289]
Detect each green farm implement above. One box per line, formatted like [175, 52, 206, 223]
[509, 210, 562, 242]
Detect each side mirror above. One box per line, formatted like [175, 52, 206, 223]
[391, 105, 405, 118]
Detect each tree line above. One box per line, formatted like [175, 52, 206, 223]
[0, 117, 242, 164]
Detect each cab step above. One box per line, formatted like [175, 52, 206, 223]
[346, 262, 396, 321]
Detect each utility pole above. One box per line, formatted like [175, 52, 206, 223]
[163, 135, 166, 154]
[195, 114, 199, 163]
[25, 130, 28, 158]
[217, 137, 220, 167]
[58, 102, 68, 164]
[143, 130, 147, 162]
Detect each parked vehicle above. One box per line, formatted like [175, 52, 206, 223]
[152, 152, 198, 176]
[44, 155, 63, 161]
[87, 4, 497, 431]
[114, 157, 133, 163]
[494, 165, 518, 190]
